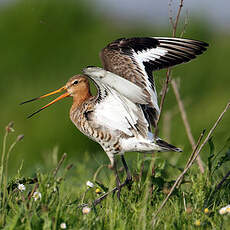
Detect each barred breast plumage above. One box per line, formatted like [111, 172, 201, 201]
[70, 97, 122, 163]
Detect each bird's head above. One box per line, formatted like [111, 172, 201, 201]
[20, 74, 90, 118]
[66, 75, 90, 97]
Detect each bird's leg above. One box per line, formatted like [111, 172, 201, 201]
[121, 155, 132, 190]
[113, 159, 121, 199]
[92, 157, 131, 206]
[93, 177, 132, 206]
[92, 157, 130, 206]
[93, 183, 123, 206]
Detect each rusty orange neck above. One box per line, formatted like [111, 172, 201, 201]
[71, 82, 92, 109]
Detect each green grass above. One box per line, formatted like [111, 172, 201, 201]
[1, 122, 230, 229]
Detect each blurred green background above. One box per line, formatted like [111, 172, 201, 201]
[0, 0, 229, 178]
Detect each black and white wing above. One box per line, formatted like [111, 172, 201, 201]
[99, 37, 208, 127]
[83, 67, 149, 138]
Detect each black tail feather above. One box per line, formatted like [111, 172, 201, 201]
[156, 138, 182, 152]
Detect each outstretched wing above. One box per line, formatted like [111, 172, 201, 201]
[83, 67, 149, 138]
[100, 37, 208, 126]
[83, 67, 148, 105]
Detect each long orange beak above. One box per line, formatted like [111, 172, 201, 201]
[20, 86, 70, 118]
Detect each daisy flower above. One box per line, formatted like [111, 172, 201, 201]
[33, 191, 42, 201]
[60, 222, 67, 229]
[219, 205, 230, 215]
[82, 206, 91, 214]
[18, 184, 26, 192]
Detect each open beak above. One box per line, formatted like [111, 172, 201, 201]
[20, 86, 70, 118]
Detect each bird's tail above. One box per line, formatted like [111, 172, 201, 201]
[155, 138, 182, 152]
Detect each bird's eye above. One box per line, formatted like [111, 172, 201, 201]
[73, 80, 79, 85]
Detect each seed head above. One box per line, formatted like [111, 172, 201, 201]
[6, 121, 14, 133]
[17, 134, 24, 142]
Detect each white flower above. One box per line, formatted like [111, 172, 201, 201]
[60, 222, 67, 229]
[86, 181, 94, 188]
[219, 204, 230, 215]
[219, 208, 226, 215]
[82, 206, 91, 214]
[32, 191, 42, 201]
[18, 184, 26, 192]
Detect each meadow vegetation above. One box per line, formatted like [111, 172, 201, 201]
[0, 0, 230, 229]
[1, 119, 230, 229]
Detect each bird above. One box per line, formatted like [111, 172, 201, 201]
[21, 37, 208, 196]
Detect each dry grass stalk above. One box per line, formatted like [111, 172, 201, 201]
[155, 69, 171, 138]
[171, 79, 204, 172]
[156, 0, 183, 125]
[152, 101, 230, 222]
[157, 0, 204, 172]
[53, 153, 67, 177]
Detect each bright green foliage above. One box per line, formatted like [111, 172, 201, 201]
[1, 124, 230, 229]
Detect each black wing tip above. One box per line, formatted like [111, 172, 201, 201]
[108, 36, 209, 54]
[108, 37, 159, 52]
[165, 37, 209, 49]
[201, 41, 209, 47]
[190, 39, 209, 47]
[113, 36, 209, 47]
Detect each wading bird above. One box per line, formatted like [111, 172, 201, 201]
[21, 37, 208, 197]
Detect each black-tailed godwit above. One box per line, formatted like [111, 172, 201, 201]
[21, 37, 208, 197]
